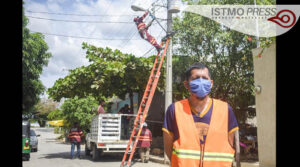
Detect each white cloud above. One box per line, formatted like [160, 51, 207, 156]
[24, 0, 170, 98]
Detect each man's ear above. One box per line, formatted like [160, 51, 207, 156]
[210, 80, 214, 89]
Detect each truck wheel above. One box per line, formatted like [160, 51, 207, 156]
[85, 142, 90, 156]
[91, 144, 99, 161]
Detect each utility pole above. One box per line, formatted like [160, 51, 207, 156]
[165, 2, 172, 119]
[164, 0, 173, 164]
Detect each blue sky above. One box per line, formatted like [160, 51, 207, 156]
[24, 0, 170, 99]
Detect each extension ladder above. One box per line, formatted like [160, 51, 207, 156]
[120, 37, 171, 167]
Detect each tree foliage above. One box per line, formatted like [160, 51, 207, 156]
[47, 42, 165, 112]
[32, 98, 58, 126]
[60, 96, 99, 135]
[47, 109, 64, 120]
[22, 2, 52, 114]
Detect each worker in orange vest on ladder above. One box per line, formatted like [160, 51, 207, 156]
[162, 62, 239, 167]
[134, 11, 163, 53]
[137, 122, 152, 163]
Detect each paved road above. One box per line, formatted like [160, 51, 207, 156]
[23, 127, 168, 167]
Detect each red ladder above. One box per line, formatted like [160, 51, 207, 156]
[120, 37, 171, 167]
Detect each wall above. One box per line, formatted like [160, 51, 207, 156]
[110, 93, 139, 114]
[146, 91, 165, 137]
[252, 43, 276, 167]
[108, 91, 165, 137]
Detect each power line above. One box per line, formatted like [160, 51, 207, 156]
[31, 31, 142, 40]
[26, 10, 137, 17]
[118, 26, 137, 47]
[26, 15, 135, 24]
[108, 1, 132, 47]
[141, 47, 155, 57]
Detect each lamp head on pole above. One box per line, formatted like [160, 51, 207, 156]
[168, 0, 181, 13]
[131, 0, 153, 11]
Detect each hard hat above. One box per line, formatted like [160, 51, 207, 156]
[142, 122, 147, 127]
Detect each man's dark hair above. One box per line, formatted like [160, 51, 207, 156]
[185, 62, 211, 81]
[125, 104, 129, 107]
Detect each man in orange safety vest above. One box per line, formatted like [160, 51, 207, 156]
[162, 62, 239, 167]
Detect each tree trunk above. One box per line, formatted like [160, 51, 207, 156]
[129, 92, 134, 114]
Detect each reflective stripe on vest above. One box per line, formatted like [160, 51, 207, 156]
[172, 149, 234, 162]
[138, 23, 146, 30]
[203, 152, 234, 162]
[139, 136, 152, 141]
[70, 131, 82, 135]
[150, 39, 156, 44]
[172, 148, 201, 160]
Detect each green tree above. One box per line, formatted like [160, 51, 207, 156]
[22, 2, 52, 114]
[32, 98, 58, 127]
[47, 43, 165, 113]
[60, 96, 99, 135]
[47, 109, 64, 120]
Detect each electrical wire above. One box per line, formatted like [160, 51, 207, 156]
[110, 1, 135, 47]
[119, 26, 137, 48]
[26, 10, 138, 17]
[141, 47, 155, 57]
[26, 15, 135, 24]
[30, 31, 143, 40]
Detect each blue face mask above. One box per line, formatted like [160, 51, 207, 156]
[189, 78, 211, 98]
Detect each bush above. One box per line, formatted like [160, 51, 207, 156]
[60, 96, 98, 135]
[54, 127, 60, 134]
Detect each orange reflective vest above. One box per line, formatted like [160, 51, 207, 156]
[171, 99, 235, 167]
[137, 22, 146, 31]
[69, 127, 83, 142]
[137, 128, 152, 147]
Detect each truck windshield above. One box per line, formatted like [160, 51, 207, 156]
[22, 121, 30, 137]
[23, 126, 29, 137]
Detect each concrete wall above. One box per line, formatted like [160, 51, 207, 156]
[146, 91, 165, 137]
[110, 93, 139, 113]
[252, 43, 276, 167]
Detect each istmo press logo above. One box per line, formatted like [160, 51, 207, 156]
[181, 5, 300, 37]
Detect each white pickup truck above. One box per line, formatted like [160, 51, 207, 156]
[85, 114, 136, 160]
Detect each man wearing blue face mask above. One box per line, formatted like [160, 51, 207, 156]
[162, 62, 239, 167]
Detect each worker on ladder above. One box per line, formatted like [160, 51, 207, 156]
[133, 11, 163, 52]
